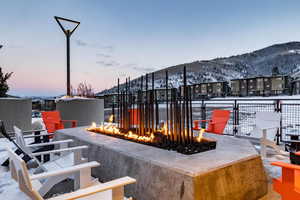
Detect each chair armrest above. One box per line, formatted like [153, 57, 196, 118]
[295, 151, 300, 156]
[8, 129, 46, 135]
[11, 133, 53, 140]
[61, 120, 77, 123]
[271, 161, 300, 170]
[27, 139, 73, 147]
[54, 122, 62, 130]
[31, 145, 88, 156]
[48, 177, 136, 200]
[22, 129, 46, 134]
[61, 120, 78, 128]
[30, 161, 100, 180]
[23, 133, 54, 139]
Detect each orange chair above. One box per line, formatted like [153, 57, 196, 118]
[41, 111, 77, 136]
[193, 109, 230, 134]
[271, 159, 300, 200]
[129, 108, 140, 126]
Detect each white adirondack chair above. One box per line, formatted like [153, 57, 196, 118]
[7, 147, 136, 200]
[254, 112, 288, 158]
[14, 126, 74, 162]
[13, 126, 90, 196]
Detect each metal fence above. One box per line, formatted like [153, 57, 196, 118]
[197, 99, 300, 143]
[104, 98, 300, 143]
[280, 103, 300, 141]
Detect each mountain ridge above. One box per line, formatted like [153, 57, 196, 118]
[98, 41, 300, 95]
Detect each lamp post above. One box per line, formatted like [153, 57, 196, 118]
[54, 16, 80, 96]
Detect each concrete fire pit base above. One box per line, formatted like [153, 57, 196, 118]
[56, 127, 267, 200]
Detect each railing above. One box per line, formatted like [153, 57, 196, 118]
[104, 98, 300, 144]
[198, 98, 300, 143]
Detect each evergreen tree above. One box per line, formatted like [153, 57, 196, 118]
[0, 67, 13, 97]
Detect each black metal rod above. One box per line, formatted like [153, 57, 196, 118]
[184, 66, 190, 144]
[128, 77, 131, 92]
[146, 74, 149, 133]
[189, 86, 193, 143]
[128, 77, 132, 129]
[66, 33, 71, 96]
[140, 76, 144, 136]
[155, 89, 159, 130]
[165, 70, 169, 140]
[125, 78, 128, 129]
[152, 73, 155, 131]
[117, 78, 120, 127]
[170, 89, 174, 145]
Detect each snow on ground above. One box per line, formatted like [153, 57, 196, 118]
[0, 138, 32, 200]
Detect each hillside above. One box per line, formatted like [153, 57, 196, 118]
[98, 41, 300, 95]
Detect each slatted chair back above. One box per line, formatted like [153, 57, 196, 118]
[207, 110, 231, 134]
[13, 126, 45, 170]
[7, 147, 43, 200]
[14, 126, 32, 156]
[255, 111, 280, 131]
[41, 111, 63, 133]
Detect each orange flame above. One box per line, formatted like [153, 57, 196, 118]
[108, 115, 114, 123]
[87, 120, 206, 144]
[196, 128, 205, 142]
[87, 121, 155, 143]
[91, 122, 97, 128]
[163, 123, 168, 136]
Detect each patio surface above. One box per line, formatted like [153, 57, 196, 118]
[0, 135, 287, 200]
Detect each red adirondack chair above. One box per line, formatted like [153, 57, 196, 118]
[41, 111, 77, 136]
[271, 160, 300, 200]
[129, 108, 140, 126]
[193, 109, 230, 134]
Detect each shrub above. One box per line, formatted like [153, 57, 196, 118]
[70, 82, 94, 98]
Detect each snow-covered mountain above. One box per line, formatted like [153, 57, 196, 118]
[98, 41, 300, 95]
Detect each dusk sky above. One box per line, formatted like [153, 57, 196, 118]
[1, 0, 300, 96]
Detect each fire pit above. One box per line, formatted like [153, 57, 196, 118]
[56, 127, 267, 200]
[87, 122, 216, 155]
[88, 67, 217, 155]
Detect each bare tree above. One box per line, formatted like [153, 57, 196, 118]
[70, 82, 94, 98]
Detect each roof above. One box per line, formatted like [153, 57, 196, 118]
[231, 75, 288, 81]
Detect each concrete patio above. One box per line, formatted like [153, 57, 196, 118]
[0, 130, 287, 200]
